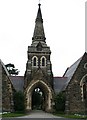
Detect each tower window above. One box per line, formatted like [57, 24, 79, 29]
[33, 57, 36, 66]
[42, 58, 45, 66]
[40, 56, 46, 67]
[32, 56, 38, 67]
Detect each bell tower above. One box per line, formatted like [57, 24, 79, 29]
[24, 4, 54, 112]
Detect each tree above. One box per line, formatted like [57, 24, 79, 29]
[5, 63, 19, 75]
[13, 91, 25, 112]
[54, 92, 65, 112]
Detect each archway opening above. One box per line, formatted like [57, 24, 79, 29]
[32, 87, 45, 110]
[25, 80, 53, 112]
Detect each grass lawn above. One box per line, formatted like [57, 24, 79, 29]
[54, 112, 87, 119]
[2, 112, 26, 118]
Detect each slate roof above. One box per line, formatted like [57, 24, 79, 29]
[53, 77, 68, 93]
[64, 57, 82, 78]
[10, 76, 24, 92]
[63, 57, 82, 89]
[53, 56, 83, 92]
[10, 76, 68, 93]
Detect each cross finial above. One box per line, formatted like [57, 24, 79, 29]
[38, 0, 41, 7]
[39, 0, 41, 4]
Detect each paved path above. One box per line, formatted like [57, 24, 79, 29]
[18, 110, 62, 118]
[2, 110, 84, 120]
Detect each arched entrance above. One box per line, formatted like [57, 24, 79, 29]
[32, 87, 45, 110]
[25, 79, 54, 112]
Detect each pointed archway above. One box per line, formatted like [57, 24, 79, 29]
[24, 79, 54, 112]
[32, 87, 45, 110]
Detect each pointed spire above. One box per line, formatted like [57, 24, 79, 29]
[32, 4, 46, 43]
[36, 4, 43, 23]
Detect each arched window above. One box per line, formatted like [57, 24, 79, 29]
[42, 57, 45, 66]
[32, 56, 38, 67]
[33, 57, 36, 66]
[40, 56, 46, 67]
[80, 74, 87, 101]
[84, 63, 87, 69]
[83, 84, 86, 100]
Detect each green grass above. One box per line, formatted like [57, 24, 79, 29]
[54, 112, 87, 119]
[2, 111, 87, 119]
[2, 112, 26, 118]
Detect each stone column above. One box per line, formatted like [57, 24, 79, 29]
[45, 92, 52, 112]
[48, 92, 52, 111]
[26, 93, 32, 112]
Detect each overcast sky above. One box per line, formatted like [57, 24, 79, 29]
[0, 0, 86, 76]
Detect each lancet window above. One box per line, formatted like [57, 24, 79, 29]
[32, 56, 38, 67]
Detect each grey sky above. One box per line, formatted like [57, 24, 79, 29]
[0, 0, 86, 76]
[86, 1, 87, 52]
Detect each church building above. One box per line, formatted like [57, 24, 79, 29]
[1, 3, 87, 115]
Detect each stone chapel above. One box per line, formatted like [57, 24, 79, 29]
[1, 3, 87, 115]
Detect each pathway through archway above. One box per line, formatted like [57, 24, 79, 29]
[32, 87, 45, 110]
[18, 110, 62, 118]
[25, 79, 54, 112]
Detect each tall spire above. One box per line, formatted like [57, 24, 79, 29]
[36, 4, 43, 23]
[32, 4, 46, 43]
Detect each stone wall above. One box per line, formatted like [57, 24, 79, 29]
[65, 53, 87, 114]
[65, 80, 85, 114]
[1, 61, 14, 112]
